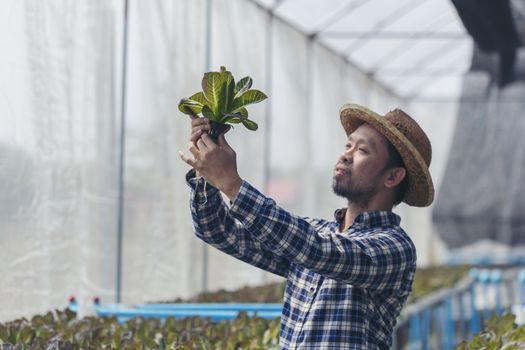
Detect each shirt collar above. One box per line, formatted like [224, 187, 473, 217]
[334, 208, 401, 229]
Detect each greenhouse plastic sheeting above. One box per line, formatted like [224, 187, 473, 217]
[433, 72, 525, 249]
[0, 0, 455, 321]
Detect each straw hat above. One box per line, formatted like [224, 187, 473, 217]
[339, 103, 434, 207]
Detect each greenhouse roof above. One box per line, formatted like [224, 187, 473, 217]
[251, 0, 474, 102]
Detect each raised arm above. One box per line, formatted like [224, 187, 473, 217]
[227, 182, 416, 291]
[185, 170, 290, 277]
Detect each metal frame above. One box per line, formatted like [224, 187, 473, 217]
[116, 0, 130, 304]
[341, 0, 432, 54]
[319, 31, 467, 40]
[248, 0, 474, 102]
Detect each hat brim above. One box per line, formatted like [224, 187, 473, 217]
[339, 103, 434, 207]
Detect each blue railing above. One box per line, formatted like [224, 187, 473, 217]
[68, 267, 525, 349]
[68, 301, 282, 322]
[397, 267, 525, 350]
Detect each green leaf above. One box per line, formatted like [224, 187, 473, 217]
[189, 92, 207, 105]
[508, 325, 525, 341]
[232, 90, 267, 112]
[201, 105, 215, 120]
[19, 327, 33, 345]
[241, 119, 258, 131]
[234, 77, 252, 97]
[178, 98, 203, 116]
[44, 311, 54, 324]
[237, 108, 248, 118]
[201, 72, 224, 118]
[219, 114, 242, 124]
[0, 325, 8, 342]
[112, 327, 123, 348]
[220, 70, 235, 114]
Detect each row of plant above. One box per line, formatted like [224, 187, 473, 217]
[160, 265, 471, 304]
[0, 266, 471, 349]
[0, 309, 280, 350]
[455, 314, 525, 349]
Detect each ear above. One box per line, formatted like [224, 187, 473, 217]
[383, 167, 406, 189]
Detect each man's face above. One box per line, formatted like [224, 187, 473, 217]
[332, 123, 390, 206]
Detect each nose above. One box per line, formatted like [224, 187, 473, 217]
[339, 149, 353, 164]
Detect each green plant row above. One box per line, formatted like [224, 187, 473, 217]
[455, 314, 525, 349]
[0, 309, 280, 350]
[158, 266, 470, 305]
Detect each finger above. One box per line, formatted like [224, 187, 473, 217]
[200, 132, 217, 149]
[191, 124, 211, 136]
[217, 132, 231, 149]
[191, 117, 210, 128]
[197, 137, 208, 151]
[188, 141, 200, 158]
[189, 113, 199, 120]
[178, 150, 196, 167]
[190, 129, 204, 143]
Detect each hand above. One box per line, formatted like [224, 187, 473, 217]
[189, 116, 211, 143]
[179, 121, 242, 200]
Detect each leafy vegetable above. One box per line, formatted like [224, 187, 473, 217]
[455, 314, 525, 349]
[0, 309, 280, 350]
[179, 66, 267, 140]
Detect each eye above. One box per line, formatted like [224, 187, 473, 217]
[358, 148, 368, 153]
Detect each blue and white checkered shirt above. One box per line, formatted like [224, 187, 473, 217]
[187, 171, 416, 349]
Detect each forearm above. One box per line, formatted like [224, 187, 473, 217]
[186, 170, 290, 277]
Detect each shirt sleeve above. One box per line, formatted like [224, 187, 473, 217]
[229, 180, 416, 291]
[186, 170, 290, 278]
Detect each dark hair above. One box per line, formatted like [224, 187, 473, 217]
[384, 142, 409, 205]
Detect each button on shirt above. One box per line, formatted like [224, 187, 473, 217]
[186, 172, 417, 349]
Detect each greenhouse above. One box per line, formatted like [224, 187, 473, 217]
[1, 0, 525, 348]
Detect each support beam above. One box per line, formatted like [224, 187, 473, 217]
[343, 0, 431, 54]
[368, 13, 455, 72]
[116, 0, 130, 304]
[311, 0, 373, 37]
[201, 0, 213, 294]
[319, 31, 467, 39]
[243, 0, 403, 100]
[398, 44, 469, 98]
[375, 67, 467, 77]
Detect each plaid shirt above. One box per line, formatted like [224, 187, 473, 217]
[186, 171, 416, 349]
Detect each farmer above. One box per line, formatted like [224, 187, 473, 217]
[179, 103, 434, 349]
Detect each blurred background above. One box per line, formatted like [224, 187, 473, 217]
[1, 0, 524, 322]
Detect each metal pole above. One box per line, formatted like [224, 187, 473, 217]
[260, 6, 275, 285]
[304, 38, 315, 215]
[202, 0, 212, 293]
[116, 0, 130, 304]
[262, 9, 274, 195]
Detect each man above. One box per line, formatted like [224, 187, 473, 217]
[179, 103, 434, 349]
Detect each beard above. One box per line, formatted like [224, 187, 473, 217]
[332, 170, 379, 208]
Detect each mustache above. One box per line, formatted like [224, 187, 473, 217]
[335, 163, 351, 173]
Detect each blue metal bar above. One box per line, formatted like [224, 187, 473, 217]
[421, 308, 431, 350]
[134, 303, 283, 312]
[95, 308, 281, 321]
[491, 270, 503, 315]
[436, 303, 444, 350]
[518, 270, 525, 304]
[479, 270, 491, 321]
[458, 291, 466, 339]
[408, 313, 421, 349]
[443, 298, 454, 350]
[469, 285, 481, 335]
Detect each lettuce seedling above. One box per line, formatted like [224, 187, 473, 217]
[178, 66, 267, 140]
